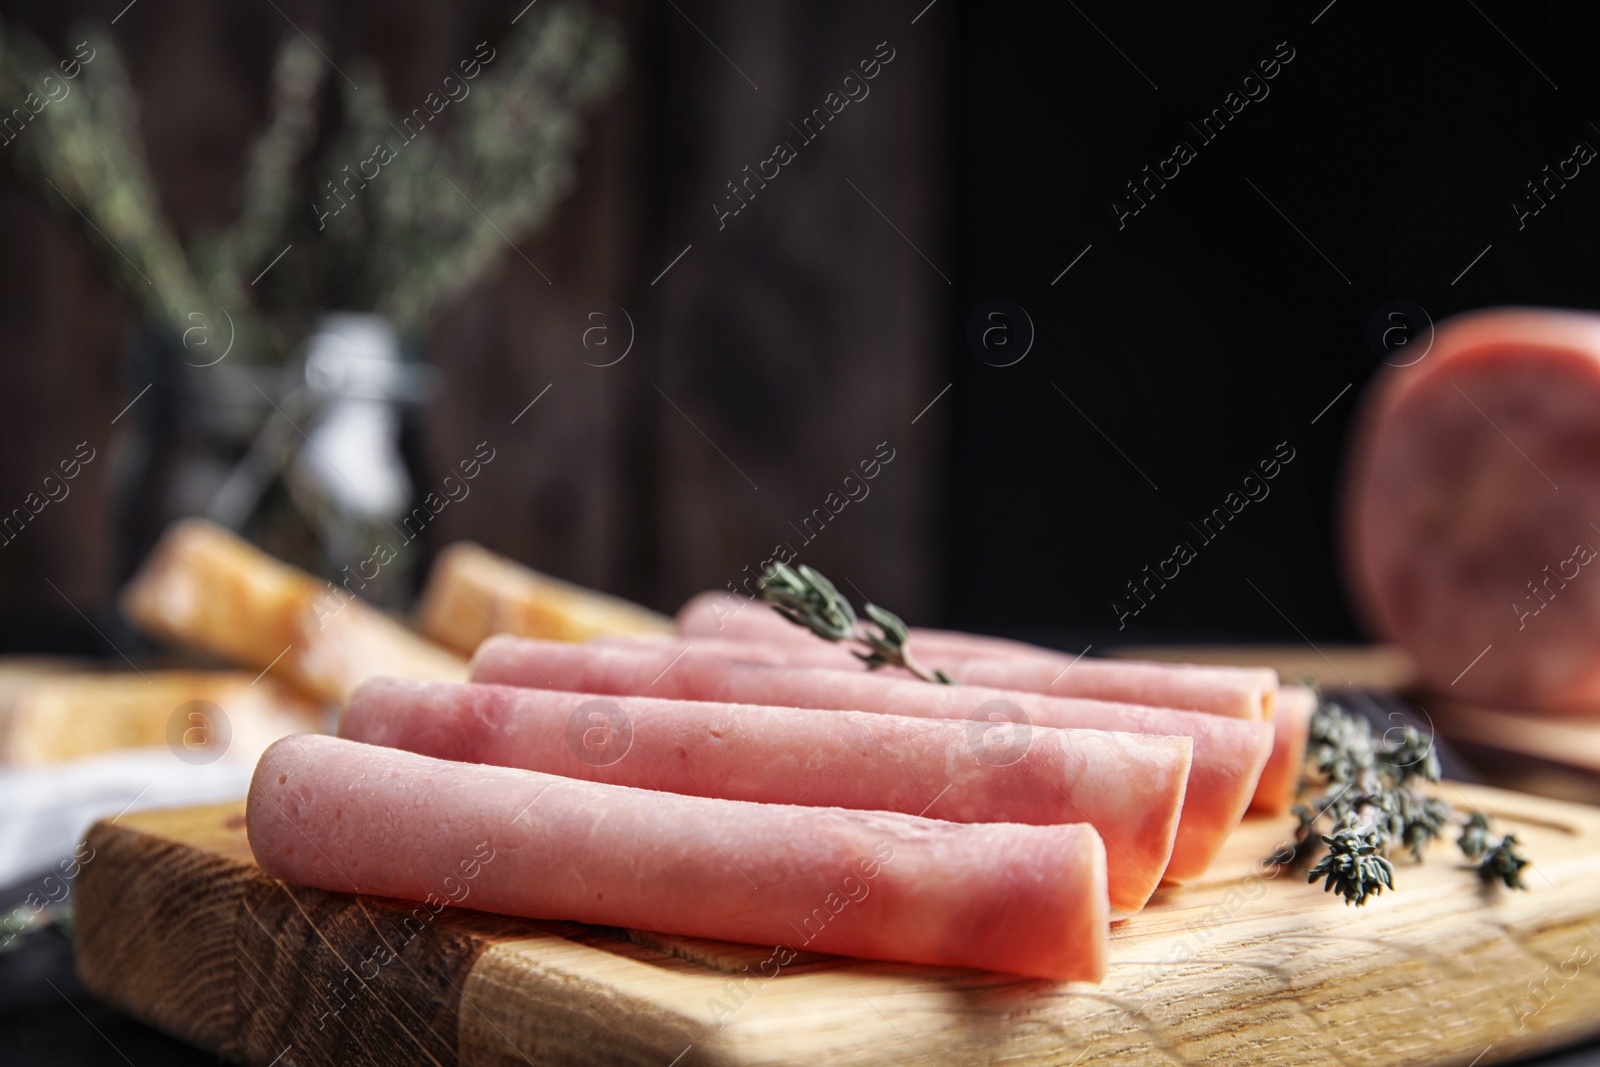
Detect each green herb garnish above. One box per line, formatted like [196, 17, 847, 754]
[757, 563, 954, 685]
[1276, 695, 1532, 903]
[1308, 817, 1395, 906]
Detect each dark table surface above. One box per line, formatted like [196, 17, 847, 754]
[3, 691, 1599, 1066]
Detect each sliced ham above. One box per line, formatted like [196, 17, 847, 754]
[1344, 307, 1600, 712]
[471, 639, 1273, 882]
[671, 594, 1278, 719]
[340, 678, 1190, 911]
[594, 631, 865, 669]
[676, 591, 840, 644]
[1248, 685, 1316, 815]
[677, 591, 1079, 664]
[936, 655, 1276, 722]
[248, 734, 1109, 981]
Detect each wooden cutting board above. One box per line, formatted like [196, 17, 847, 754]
[75, 786, 1600, 1067]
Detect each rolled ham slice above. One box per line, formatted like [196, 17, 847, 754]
[677, 591, 1047, 661]
[248, 734, 1109, 981]
[1344, 308, 1600, 712]
[671, 594, 1278, 720]
[676, 591, 844, 644]
[599, 633, 1293, 812]
[1248, 685, 1316, 815]
[937, 656, 1276, 722]
[595, 631, 866, 669]
[341, 679, 1190, 911]
[471, 639, 1272, 882]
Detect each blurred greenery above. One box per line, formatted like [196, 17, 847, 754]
[0, 3, 624, 359]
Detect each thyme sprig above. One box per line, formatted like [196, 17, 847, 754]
[1275, 696, 1532, 904]
[758, 564, 954, 685]
[1482, 834, 1531, 890]
[1308, 818, 1395, 906]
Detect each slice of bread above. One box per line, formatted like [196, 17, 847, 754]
[416, 541, 672, 656]
[0, 669, 322, 765]
[121, 520, 465, 702]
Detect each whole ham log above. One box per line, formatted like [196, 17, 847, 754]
[1344, 308, 1600, 712]
[671, 594, 1278, 720]
[340, 679, 1191, 911]
[471, 639, 1273, 882]
[248, 734, 1110, 981]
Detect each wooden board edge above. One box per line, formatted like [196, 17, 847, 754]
[74, 810, 247, 1055]
[71, 786, 1600, 1067]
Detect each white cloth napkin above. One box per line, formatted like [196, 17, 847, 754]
[0, 748, 254, 888]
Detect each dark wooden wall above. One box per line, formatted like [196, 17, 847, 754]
[0, 0, 949, 649]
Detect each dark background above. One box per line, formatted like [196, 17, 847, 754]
[951, 0, 1600, 643]
[0, 0, 1596, 657]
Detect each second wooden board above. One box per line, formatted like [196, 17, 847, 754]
[74, 783, 1600, 1066]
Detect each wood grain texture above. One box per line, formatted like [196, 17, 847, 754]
[76, 786, 1600, 1066]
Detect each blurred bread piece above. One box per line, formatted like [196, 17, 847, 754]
[294, 598, 468, 701]
[0, 658, 87, 751]
[415, 541, 672, 656]
[121, 519, 466, 702]
[120, 519, 318, 669]
[0, 656, 87, 704]
[0, 669, 322, 766]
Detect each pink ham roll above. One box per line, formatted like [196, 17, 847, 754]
[594, 631, 866, 669]
[671, 594, 1278, 720]
[676, 591, 1082, 661]
[1248, 685, 1316, 815]
[341, 679, 1190, 911]
[603, 633, 1297, 818]
[676, 591, 840, 644]
[471, 639, 1272, 882]
[937, 656, 1276, 722]
[248, 734, 1109, 981]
